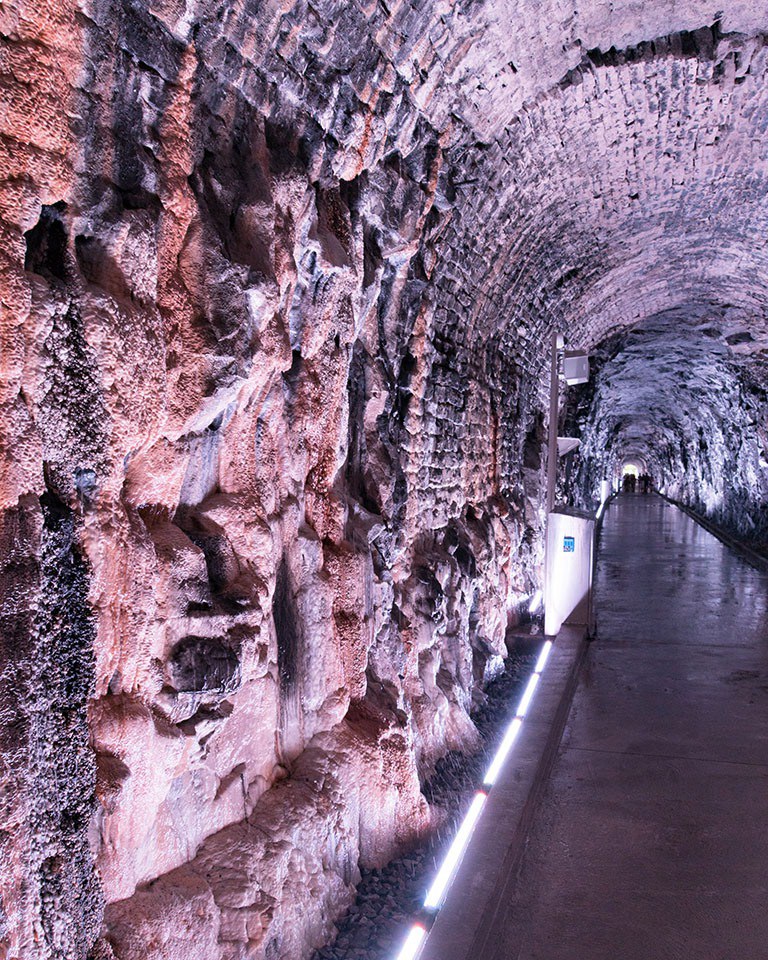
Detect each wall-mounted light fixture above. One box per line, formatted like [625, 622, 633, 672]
[562, 350, 590, 385]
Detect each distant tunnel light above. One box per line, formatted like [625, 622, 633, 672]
[395, 923, 427, 960]
[516, 672, 540, 718]
[483, 717, 523, 786]
[423, 791, 487, 910]
[535, 640, 553, 674]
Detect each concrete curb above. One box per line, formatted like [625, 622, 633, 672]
[419, 624, 590, 960]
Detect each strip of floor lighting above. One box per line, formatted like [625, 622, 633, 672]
[483, 717, 522, 786]
[515, 671, 540, 718]
[535, 639, 553, 674]
[528, 588, 543, 615]
[484, 640, 551, 786]
[395, 923, 427, 960]
[394, 638, 554, 960]
[423, 790, 487, 909]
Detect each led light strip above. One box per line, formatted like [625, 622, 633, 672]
[423, 790, 487, 909]
[528, 588, 543, 615]
[394, 637, 554, 960]
[535, 639, 553, 674]
[395, 923, 427, 960]
[515, 671, 540, 718]
[482, 717, 522, 787]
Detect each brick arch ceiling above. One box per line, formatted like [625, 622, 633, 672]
[431, 11, 768, 371]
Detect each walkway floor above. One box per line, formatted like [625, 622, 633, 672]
[487, 494, 768, 960]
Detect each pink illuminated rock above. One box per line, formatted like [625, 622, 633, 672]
[1, 1, 767, 959]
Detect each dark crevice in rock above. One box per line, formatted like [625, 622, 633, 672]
[363, 226, 383, 289]
[273, 557, 302, 690]
[560, 23, 768, 95]
[585, 22, 722, 71]
[345, 342, 382, 517]
[171, 507, 255, 613]
[282, 349, 304, 409]
[25, 202, 69, 282]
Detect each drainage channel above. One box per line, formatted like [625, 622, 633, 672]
[311, 629, 542, 960]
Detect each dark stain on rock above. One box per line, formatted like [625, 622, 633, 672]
[273, 558, 301, 690]
[40, 303, 109, 505]
[28, 488, 103, 959]
[168, 636, 240, 693]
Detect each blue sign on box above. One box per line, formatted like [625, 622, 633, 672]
[563, 536, 575, 553]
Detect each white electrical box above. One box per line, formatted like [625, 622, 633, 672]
[563, 350, 589, 385]
[544, 510, 595, 637]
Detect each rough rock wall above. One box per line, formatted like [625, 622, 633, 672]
[3, 1, 768, 959]
[0, 3, 536, 959]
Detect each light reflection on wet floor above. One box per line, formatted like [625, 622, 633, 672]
[485, 494, 768, 960]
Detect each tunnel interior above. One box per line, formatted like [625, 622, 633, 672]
[569, 307, 768, 544]
[1, 1, 767, 959]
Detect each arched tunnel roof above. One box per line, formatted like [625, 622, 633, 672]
[181, 2, 768, 360]
[3, 3, 768, 956]
[387, 2, 768, 518]
[427, 10, 768, 357]
[242, 0, 768, 488]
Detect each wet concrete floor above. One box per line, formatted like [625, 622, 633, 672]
[487, 494, 768, 960]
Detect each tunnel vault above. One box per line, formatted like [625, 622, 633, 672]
[1, 1, 767, 958]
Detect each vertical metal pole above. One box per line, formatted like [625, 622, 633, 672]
[546, 331, 559, 515]
[543, 331, 560, 635]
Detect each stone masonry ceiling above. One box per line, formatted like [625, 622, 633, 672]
[1, 1, 767, 959]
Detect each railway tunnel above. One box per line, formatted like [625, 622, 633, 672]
[0, 1, 767, 958]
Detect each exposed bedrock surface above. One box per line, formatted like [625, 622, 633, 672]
[1, 0, 768, 957]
